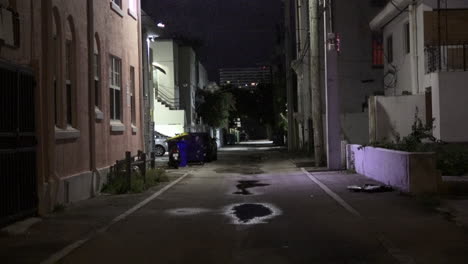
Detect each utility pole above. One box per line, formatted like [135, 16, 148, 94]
[309, 0, 324, 166]
[323, 0, 341, 169]
[285, 0, 297, 151]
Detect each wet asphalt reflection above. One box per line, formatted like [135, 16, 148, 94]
[233, 180, 270, 195]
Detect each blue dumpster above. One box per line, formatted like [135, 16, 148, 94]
[177, 140, 188, 167]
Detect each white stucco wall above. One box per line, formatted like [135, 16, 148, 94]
[154, 101, 185, 137]
[383, 9, 412, 96]
[372, 94, 426, 142]
[431, 71, 468, 142]
[153, 40, 178, 100]
[198, 62, 208, 90]
[334, 0, 384, 113]
[178, 46, 198, 126]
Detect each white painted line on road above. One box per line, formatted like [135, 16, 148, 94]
[41, 171, 193, 264]
[301, 168, 361, 217]
[300, 168, 415, 264]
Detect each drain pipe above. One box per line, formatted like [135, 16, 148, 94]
[409, 2, 419, 95]
[87, 0, 99, 196]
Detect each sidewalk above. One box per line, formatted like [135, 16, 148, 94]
[0, 168, 192, 264]
[289, 154, 468, 231]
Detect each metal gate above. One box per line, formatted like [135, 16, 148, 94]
[0, 62, 37, 227]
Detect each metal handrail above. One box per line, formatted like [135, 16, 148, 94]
[156, 88, 179, 109]
[425, 43, 468, 73]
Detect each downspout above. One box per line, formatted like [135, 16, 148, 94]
[40, 0, 53, 214]
[137, 0, 145, 153]
[409, 3, 419, 95]
[87, 0, 98, 196]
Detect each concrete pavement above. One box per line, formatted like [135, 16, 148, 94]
[1, 141, 468, 263]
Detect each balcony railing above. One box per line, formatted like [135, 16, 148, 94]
[425, 43, 468, 73]
[155, 84, 179, 110]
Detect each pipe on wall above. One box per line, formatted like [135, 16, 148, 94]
[86, 0, 98, 196]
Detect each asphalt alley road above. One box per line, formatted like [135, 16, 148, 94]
[59, 142, 468, 264]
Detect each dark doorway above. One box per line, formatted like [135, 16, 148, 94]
[0, 62, 37, 227]
[425, 87, 433, 125]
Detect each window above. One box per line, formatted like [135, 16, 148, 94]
[130, 66, 136, 125]
[386, 35, 393, 63]
[65, 40, 73, 126]
[372, 33, 384, 67]
[128, 0, 137, 19]
[111, 0, 122, 8]
[110, 0, 124, 17]
[52, 11, 60, 126]
[94, 37, 100, 107]
[109, 56, 122, 121]
[404, 23, 410, 54]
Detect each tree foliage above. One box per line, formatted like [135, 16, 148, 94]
[197, 90, 236, 128]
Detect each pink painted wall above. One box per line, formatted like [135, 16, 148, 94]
[0, 0, 143, 209]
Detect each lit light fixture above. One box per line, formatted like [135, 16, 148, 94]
[157, 22, 165, 28]
[148, 35, 159, 42]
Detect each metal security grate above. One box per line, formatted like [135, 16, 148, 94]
[0, 63, 37, 227]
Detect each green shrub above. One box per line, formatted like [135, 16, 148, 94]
[360, 110, 468, 176]
[102, 167, 169, 194]
[435, 144, 468, 176]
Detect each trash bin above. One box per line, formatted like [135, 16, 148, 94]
[177, 140, 188, 167]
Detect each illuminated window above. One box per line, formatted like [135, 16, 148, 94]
[109, 56, 122, 121]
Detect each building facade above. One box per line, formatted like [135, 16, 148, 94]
[219, 66, 272, 88]
[369, 0, 468, 142]
[0, 0, 143, 224]
[285, 0, 385, 154]
[150, 39, 186, 137]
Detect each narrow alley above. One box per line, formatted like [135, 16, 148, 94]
[2, 142, 465, 263]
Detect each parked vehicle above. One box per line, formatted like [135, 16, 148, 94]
[189, 133, 217, 162]
[166, 132, 218, 168]
[154, 131, 169, 156]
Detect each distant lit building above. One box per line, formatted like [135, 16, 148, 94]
[219, 66, 272, 88]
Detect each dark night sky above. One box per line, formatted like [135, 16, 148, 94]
[141, 0, 284, 81]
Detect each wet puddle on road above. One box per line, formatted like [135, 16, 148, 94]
[214, 167, 264, 175]
[224, 203, 281, 225]
[233, 180, 270, 195]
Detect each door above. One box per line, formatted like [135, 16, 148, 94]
[0, 62, 37, 227]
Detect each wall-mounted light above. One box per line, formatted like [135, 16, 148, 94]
[157, 22, 165, 28]
[147, 35, 160, 42]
